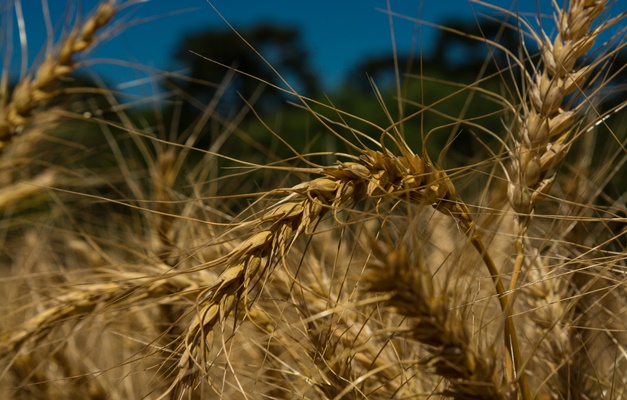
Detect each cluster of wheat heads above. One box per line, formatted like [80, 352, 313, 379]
[1, 0, 626, 399]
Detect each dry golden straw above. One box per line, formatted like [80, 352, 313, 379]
[0, 0, 625, 399]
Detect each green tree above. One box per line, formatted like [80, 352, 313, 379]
[168, 24, 319, 120]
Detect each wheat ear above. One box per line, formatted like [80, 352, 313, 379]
[365, 240, 508, 399]
[0, 0, 115, 154]
[507, 0, 617, 236]
[502, 1, 622, 396]
[0, 263, 210, 359]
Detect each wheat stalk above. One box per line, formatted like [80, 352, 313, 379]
[0, 263, 210, 359]
[0, 1, 115, 154]
[364, 240, 508, 399]
[498, 1, 625, 395]
[507, 0, 617, 217]
[255, 241, 410, 398]
[163, 148, 434, 392]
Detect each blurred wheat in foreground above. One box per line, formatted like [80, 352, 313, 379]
[1, 0, 626, 399]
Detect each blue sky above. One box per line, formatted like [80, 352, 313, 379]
[3, 0, 626, 96]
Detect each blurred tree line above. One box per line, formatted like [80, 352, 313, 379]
[160, 18, 532, 167]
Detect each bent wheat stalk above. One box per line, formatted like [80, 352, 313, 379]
[166, 148, 446, 392]
[162, 143, 530, 396]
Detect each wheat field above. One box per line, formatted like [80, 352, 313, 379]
[1, 0, 626, 399]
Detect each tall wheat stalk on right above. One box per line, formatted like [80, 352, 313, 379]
[502, 0, 626, 398]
